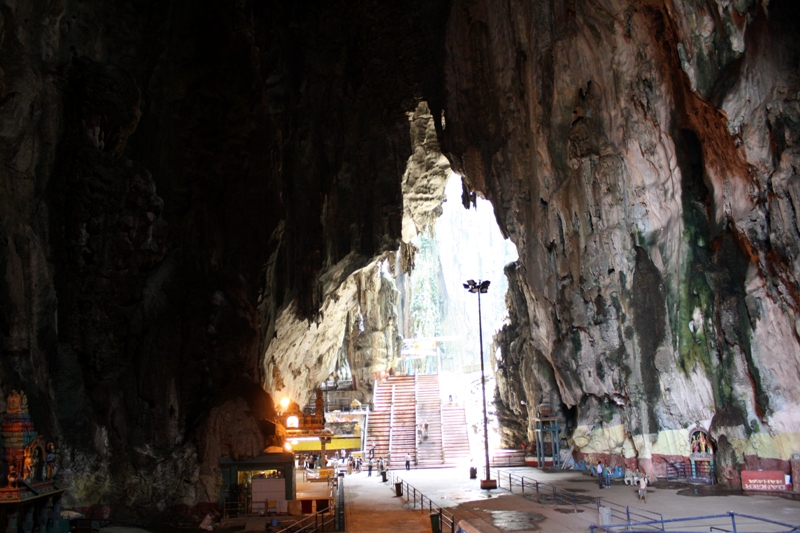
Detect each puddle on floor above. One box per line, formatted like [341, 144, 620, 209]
[554, 506, 585, 514]
[487, 510, 545, 531]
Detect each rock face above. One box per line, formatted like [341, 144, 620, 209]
[1, 0, 799, 519]
[442, 0, 800, 484]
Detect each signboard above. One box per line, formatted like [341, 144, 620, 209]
[741, 470, 788, 492]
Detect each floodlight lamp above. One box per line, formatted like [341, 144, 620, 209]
[279, 397, 291, 409]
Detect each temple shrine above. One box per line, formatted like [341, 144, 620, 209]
[688, 425, 716, 484]
[0, 391, 66, 532]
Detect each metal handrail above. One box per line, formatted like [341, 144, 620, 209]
[595, 497, 664, 530]
[493, 468, 596, 514]
[388, 472, 456, 533]
[589, 510, 800, 533]
[335, 475, 345, 531]
[389, 385, 395, 465]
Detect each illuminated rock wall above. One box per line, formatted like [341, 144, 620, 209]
[441, 0, 800, 485]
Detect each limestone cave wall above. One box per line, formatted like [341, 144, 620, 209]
[441, 0, 800, 485]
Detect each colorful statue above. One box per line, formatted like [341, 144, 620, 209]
[6, 390, 21, 414]
[45, 442, 56, 480]
[22, 448, 34, 482]
[7, 464, 19, 488]
[19, 391, 28, 414]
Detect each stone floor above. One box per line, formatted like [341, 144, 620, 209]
[98, 465, 800, 532]
[342, 466, 800, 533]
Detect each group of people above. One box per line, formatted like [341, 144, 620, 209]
[595, 461, 649, 502]
[366, 456, 388, 476]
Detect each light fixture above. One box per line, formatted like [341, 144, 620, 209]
[284, 442, 292, 451]
[279, 397, 291, 410]
[463, 278, 496, 489]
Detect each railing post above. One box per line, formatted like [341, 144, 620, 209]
[521, 478, 524, 494]
[536, 480, 539, 494]
[626, 506, 630, 524]
[552, 486, 557, 506]
[508, 473, 512, 490]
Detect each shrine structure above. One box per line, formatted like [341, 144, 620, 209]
[0, 390, 67, 532]
[688, 424, 716, 484]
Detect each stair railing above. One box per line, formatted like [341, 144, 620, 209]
[388, 384, 395, 465]
[439, 402, 446, 463]
[414, 375, 420, 465]
[362, 405, 369, 456]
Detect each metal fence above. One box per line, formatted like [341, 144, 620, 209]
[388, 472, 457, 533]
[335, 475, 345, 531]
[590, 511, 800, 533]
[272, 509, 336, 533]
[594, 496, 664, 531]
[492, 468, 599, 513]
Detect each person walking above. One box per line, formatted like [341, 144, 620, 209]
[368, 457, 373, 477]
[405, 452, 411, 471]
[597, 461, 605, 489]
[638, 475, 648, 502]
[604, 464, 612, 487]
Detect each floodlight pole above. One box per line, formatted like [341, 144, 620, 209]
[464, 279, 496, 489]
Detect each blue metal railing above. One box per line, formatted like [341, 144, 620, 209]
[493, 468, 599, 514]
[595, 494, 664, 529]
[492, 467, 666, 531]
[589, 510, 800, 533]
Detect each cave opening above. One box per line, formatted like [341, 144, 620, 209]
[395, 173, 518, 455]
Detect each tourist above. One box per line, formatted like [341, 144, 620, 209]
[368, 457, 373, 476]
[604, 464, 611, 487]
[405, 452, 411, 470]
[597, 461, 604, 489]
[638, 475, 648, 503]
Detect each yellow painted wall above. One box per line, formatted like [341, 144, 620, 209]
[291, 437, 361, 452]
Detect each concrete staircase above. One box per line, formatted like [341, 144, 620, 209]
[441, 402, 471, 465]
[368, 374, 471, 469]
[415, 375, 444, 467]
[368, 376, 416, 469]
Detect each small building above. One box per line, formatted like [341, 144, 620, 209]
[219, 452, 296, 511]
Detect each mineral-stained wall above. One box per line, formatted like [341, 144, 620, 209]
[1, 0, 800, 519]
[442, 0, 800, 485]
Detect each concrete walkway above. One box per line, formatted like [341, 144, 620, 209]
[343, 472, 432, 533]
[379, 466, 800, 533]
